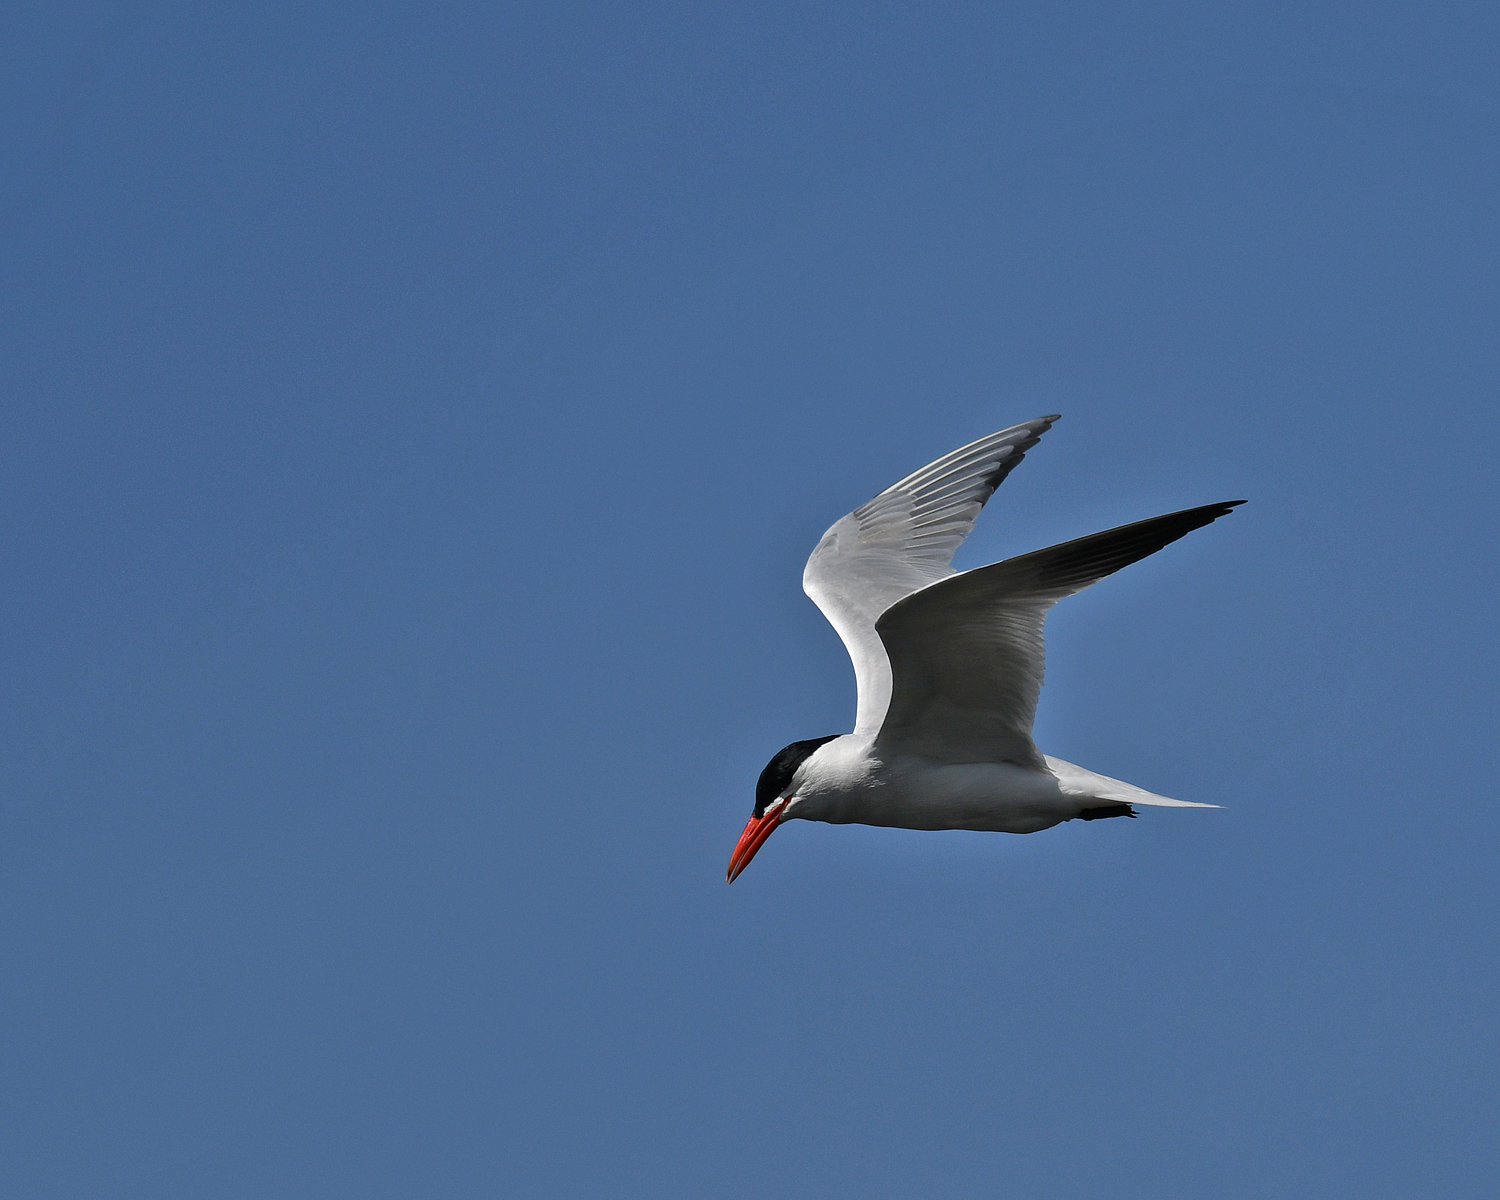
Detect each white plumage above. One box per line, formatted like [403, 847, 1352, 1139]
[728, 416, 1241, 881]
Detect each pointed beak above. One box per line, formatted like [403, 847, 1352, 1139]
[726, 800, 786, 883]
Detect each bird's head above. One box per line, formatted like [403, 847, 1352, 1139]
[726, 735, 840, 882]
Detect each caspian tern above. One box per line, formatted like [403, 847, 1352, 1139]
[727, 415, 1243, 883]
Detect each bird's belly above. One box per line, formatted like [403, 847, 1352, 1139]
[801, 760, 1073, 834]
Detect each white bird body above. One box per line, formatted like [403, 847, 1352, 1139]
[727, 415, 1241, 881]
[786, 737, 1205, 834]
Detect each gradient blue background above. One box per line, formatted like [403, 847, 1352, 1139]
[4, 3, 1497, 1196]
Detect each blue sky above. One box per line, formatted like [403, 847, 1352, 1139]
[3, 3, 1497, 1196]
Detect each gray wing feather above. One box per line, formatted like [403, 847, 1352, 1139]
[803, 417, 1060, 734]
[873, 501, 1245, 766]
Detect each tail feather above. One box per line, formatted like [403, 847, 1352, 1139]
[1044, 756, 1220, 809]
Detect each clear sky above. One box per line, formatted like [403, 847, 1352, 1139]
[3, 3, 1497, 1196]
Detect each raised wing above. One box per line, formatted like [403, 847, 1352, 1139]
[803, 417, 1060, 734]
[872, 501, 1245, 768]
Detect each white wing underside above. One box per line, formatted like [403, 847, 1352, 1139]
[803, 418, 1242, 771]
[872, 501, 1241, 766]
[802, 417, 1058, 737]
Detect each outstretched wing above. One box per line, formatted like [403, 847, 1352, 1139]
[803, 417, 1060, 734]
[872, 501, 1245, 768]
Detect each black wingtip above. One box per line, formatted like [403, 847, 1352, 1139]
[996, 498, 1250, 596]
[1188, 499, 1247, 520]
[1078, 802, 1137, 821]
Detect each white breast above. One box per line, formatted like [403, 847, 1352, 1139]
[785, 740, 1076, 834]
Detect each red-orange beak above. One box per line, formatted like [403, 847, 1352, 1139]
[726, 800, 786, 883]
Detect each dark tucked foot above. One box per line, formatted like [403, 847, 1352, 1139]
[1077, 803, 1137, 821]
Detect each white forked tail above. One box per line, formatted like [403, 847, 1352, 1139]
[1044, 756, 1220, 809]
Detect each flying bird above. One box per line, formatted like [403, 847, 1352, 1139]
[728, 415, 1242, 883]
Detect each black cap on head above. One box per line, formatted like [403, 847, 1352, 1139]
[754, 735, 839, 817]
